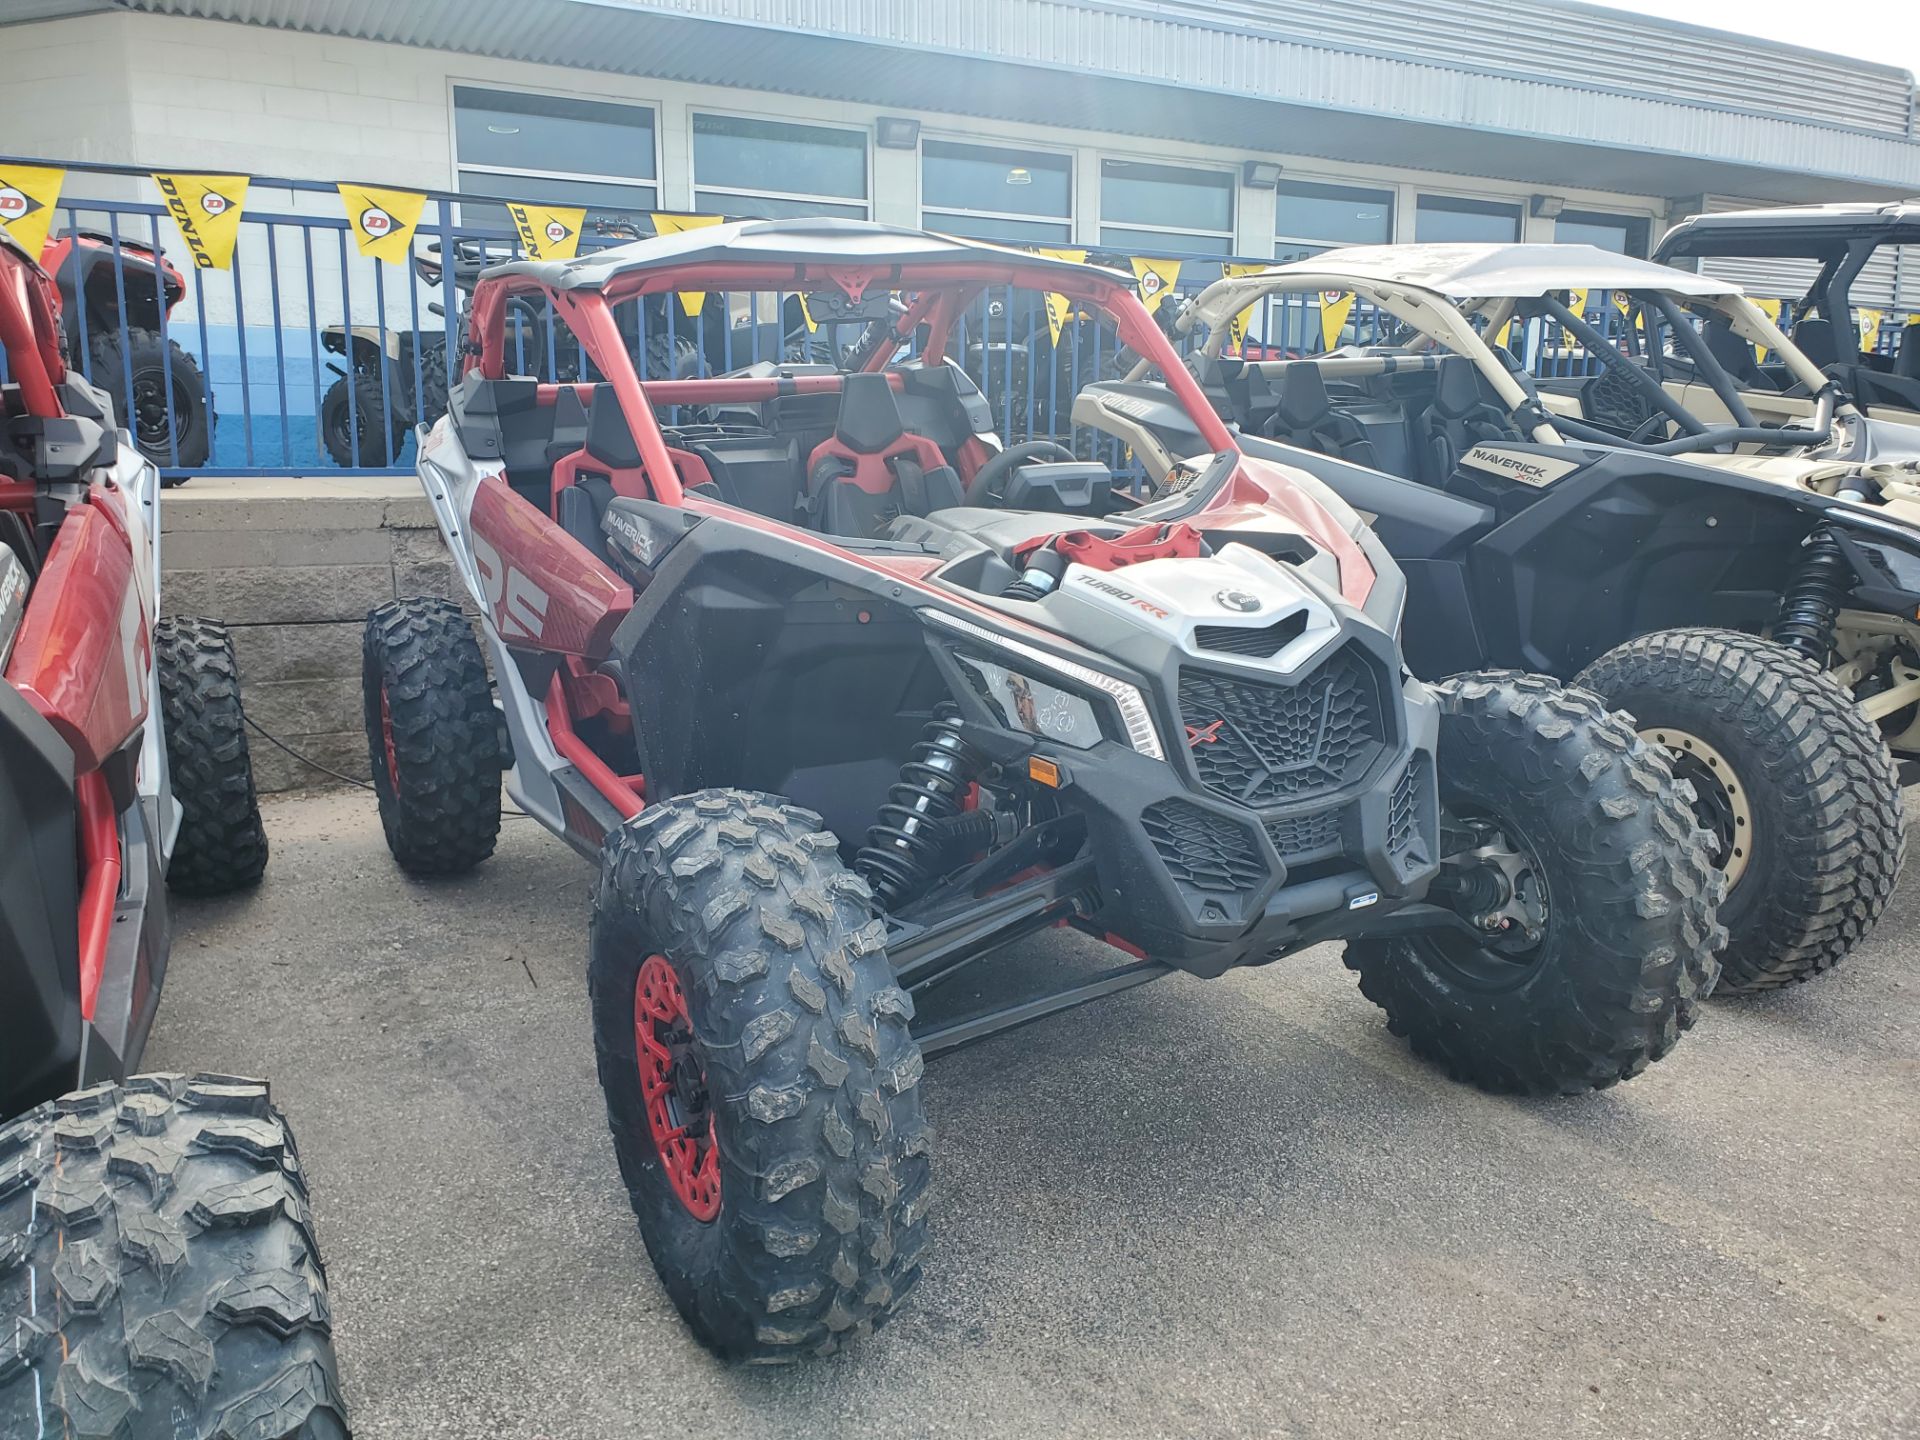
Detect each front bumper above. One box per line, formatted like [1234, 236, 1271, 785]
[1057, 673, 1439, 975]
[936, 617, 1442, 977]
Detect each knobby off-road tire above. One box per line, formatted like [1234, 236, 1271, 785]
[320, 375, 408, 469]
[362, 597, 501, 875]
[589, 789, 932, 1364]
[91, 327, 213, 471]
[156, 617, 269, 897]
[1345, 672, 1726, 1095]
[0, 1075, 350, 1439]
[1576, 627, 1905, 992]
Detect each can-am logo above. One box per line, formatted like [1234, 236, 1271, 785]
[359, 206, 393, 237]
[0, 186, 38, 223]
[1073, 572, 1169, 619]
[1459, 445, 1582, 488]
[1214, 589, 1261, 613]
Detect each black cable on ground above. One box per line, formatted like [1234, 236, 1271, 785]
[241, 715, 535, 817]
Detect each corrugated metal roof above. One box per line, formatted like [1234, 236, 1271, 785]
[113, 0, 1920, 196]
[1135, 0, 1915, 137]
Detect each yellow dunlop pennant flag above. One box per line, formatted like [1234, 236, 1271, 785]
[1222, 262, 1266, 350]
[1858, 307, 1885, 354]
[507, 203, 585, 262]
[797, 293, 819, 333]
[652, 214, 726, 314]
[1611, 290, 1632, 316]
[1493, 318, 1514, 352]
[1753, 297, 1783, 363]
[1033, 247, 1087, 345]
[0, 163, 65, 256]
[338, 183, 427, 263]
[1318, 290, 1356, 352]
[1131, 256, 1181, 315]
[153, 173, 248, 269]
[1560, 287, 1590, 348]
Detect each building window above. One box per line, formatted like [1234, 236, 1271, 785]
[1275, 180, 1394, 262]
[1415, 195, 1522, 244]
[1099, 159, 1235, 256]
[693, 113, 868, 220]
[453, 85, 657, 230]
[1556, 210, 1651, 257]
[922, 140, 1072, 245]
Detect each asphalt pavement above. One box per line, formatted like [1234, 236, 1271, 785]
[154, 786, 1920, 1440]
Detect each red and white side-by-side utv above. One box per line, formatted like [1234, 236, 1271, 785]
[365, 219, 1726, 1363]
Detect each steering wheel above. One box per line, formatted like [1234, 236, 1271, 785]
[963, 439, 1078, 507]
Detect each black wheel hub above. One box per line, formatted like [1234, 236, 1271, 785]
[1427, 815, 1552, 977]
[130, 367, 185, 446]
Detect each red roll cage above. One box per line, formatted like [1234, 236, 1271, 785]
[461, 257, 1238, 508]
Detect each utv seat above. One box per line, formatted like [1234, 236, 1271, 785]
[1420, 357, 1525, 487]
[1703, 317, 1771, 390]
[1261, 363, 1379, 468]
[804, 372, 964, 537]
[1791, 318, 1840, 370]
[552, 388, 645, 567]
[1898, 321, 1920, 381]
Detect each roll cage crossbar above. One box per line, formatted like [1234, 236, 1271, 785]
[1180, 268, 1839, 457]
[462, 258, 1235, 508]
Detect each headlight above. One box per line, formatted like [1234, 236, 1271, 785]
[924, 609, 1166, 760]
[954, 652, 1105, 748]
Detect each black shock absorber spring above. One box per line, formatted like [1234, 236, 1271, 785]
[857, 705, 982, 912]
[1773, 526, 1852, 665]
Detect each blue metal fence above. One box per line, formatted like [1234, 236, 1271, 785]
[2, 155, 1905, 482]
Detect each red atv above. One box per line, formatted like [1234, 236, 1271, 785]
[42, 229, 213, 475]
[366, 220, 1723, 1363]
[0, 228, 349, 1439]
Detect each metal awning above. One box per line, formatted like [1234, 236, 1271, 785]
[29, 0, 1920, 201]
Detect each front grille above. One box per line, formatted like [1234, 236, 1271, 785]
[1264, 809, 1342, 860]
[1193, 613, 1308, 659]
[1179, 646, 1385, 807]
[1141, 799, 1267, 895]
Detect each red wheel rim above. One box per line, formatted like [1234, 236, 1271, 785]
[378, 685, 401, 791]
[634, 954, 721, 1221]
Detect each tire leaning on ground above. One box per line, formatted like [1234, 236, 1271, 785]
[156, 617, 269, 896]
[0, 1075, 351, 1439]
[361, 596, 502, 875]
[1576, 627, 1905, 992]
[588, 788, 933, 1363]
[1344, 671, 1727, 1095]
[90, 326, 213, 472]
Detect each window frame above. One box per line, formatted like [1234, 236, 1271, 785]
[1272, 177, 1396, 259]
[1554, 208, 1653, 258]
[689, 106, 873, 220]
[918, 135, 1076, 243]
[1097, 155, 1237, 254]
[448, 79, 662, 214]
[1413, 192, 1525, 245]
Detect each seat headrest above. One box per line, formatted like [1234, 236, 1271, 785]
[584, 389, 643, 469]
[1276, 363, 1332, 430]
[551, 385, 589, 435]
[835, 372, 908, 453]
[1431, 357, 1485, 418]
[1792, 317, 1838, 369]
[1895, 321, 1920, 380]
[1702, 317, 1759, 382]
